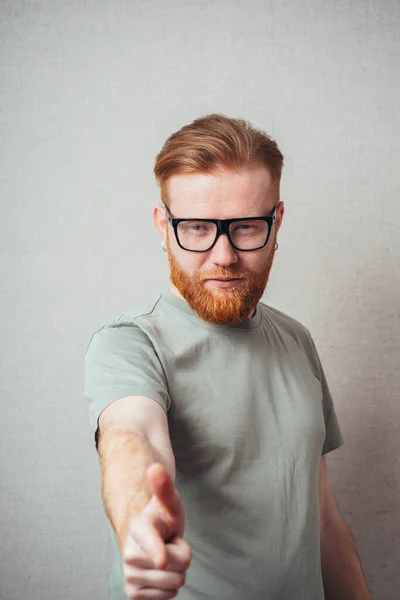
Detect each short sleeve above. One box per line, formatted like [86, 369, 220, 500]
[306, 334, 344, 456]
[84, 318, 170, 445]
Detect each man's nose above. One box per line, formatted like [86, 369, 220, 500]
[209, 233, 239, 267]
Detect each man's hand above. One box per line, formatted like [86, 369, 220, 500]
[123, 463, 192, 600]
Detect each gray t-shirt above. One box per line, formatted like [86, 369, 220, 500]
[84, 292, 344, 600]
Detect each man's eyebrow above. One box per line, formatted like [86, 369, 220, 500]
[166, 206, 276, 219]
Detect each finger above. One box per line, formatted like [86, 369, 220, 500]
[129, 518, 168, 570]
[124, 564, 185, 591]
[147, 464, 180, 517]
[124, 538, 191, 573]
[123, 542, 154, 569]
[163, 537, 192, 572]
[124, 584, 177, 600]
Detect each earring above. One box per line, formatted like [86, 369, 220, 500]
[161, 240, 167, 253]
[275, 241, 279, 251]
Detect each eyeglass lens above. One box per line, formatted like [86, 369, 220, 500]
[176, 219, 270, 251]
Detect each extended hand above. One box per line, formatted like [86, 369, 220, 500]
[123, 463, 192, 600]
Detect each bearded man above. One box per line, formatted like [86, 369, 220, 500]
[84, 114, 370, 600]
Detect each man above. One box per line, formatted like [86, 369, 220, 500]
[84, 114, 371, 600]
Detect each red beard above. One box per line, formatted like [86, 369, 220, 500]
[167, 234, 277, 326]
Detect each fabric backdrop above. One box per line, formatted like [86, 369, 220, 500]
[1, 1, 399, 599]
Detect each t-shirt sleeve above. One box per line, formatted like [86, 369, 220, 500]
[84, 317, 170, 445]
[306, 333, 344, 456]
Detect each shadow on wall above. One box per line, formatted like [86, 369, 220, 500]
[326, 251, 400, 600]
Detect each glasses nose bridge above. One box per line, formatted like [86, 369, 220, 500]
[211, 219, 238, 260]
[215, 219, 231, 240]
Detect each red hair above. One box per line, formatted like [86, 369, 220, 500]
[154, 113, 284, 204]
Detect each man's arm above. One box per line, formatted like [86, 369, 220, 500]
[97, 395, 176, 551]
[319, 456, 371, 600]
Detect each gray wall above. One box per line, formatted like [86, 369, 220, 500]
[1, 1, 399, 599]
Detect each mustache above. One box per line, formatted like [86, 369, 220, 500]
[199, 268, 250, 281]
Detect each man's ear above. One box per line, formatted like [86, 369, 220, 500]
[153, 203, 168, 238]
[275, 200, 285, 233]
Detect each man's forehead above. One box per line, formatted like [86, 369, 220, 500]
[166, 165, 276, 217]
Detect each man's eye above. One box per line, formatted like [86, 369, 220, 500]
[185, 223, 213, 234]
[233, 223, 256, 233]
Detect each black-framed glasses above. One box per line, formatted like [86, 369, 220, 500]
[165, 206, 277, 252]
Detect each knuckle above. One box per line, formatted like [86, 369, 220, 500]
[122, 547, 132, 561]
[124, 552, 143, 565]
[124, 573, 140, 585]
[183, 548, 192, 569]
[124, 582, 139, 599]
[122, 564, 140, 584]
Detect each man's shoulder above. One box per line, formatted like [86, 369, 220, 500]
[85, 295, 166, 359]
[87, 295, 164, 347]
[100, 295, 163, 328]
[260, 302, 312, 341]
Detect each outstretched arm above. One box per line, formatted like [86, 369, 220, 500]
[97, 395, 176, 551]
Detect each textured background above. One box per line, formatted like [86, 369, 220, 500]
[1, 1, 399, 599]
